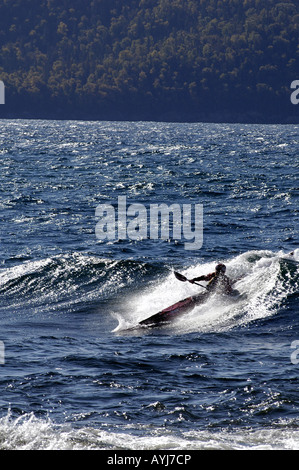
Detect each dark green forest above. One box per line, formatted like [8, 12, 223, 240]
[0, 0, 298, 122]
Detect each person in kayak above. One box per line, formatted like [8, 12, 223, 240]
[189, 263, 234, 294]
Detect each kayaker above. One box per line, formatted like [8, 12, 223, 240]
[189, 263, 234, 294]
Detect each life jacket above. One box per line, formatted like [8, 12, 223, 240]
[207, 272, 232, 294]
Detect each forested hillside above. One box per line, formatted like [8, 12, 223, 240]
[0, 0, 298, 122]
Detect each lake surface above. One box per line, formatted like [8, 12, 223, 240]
[0, 120, 298, 449]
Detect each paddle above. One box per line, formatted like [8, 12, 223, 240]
[174, 271, 208, 290]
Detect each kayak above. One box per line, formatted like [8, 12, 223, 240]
[139, 291, 209, 327]
[138, 288, 241, 328]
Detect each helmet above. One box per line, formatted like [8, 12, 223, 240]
[215, 263, 226, 273]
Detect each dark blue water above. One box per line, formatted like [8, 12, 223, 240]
[0, 120, 298, 449]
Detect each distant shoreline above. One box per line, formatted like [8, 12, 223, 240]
[0, 109, 298, 125]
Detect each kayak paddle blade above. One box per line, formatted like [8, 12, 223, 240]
[174, 271, 188, 282]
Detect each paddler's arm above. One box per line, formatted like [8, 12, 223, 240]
[189, 273, 215, 284]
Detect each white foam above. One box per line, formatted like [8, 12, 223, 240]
[1, 410, 299, 450]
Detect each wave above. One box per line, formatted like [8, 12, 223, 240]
[0, 249, 297, 330]
[0, 252, 152, 315]
[113, 249, 299, 334]
[1, 409, 299, 450]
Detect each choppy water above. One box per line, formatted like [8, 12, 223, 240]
[0, 120, 298, 450]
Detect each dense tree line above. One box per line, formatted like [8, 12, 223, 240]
[0, 0, 298, 122]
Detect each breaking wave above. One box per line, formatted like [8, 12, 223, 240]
[1, 408, 299, 450]
[113, 249, 299, 334]
[0, 248, 297, 335]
